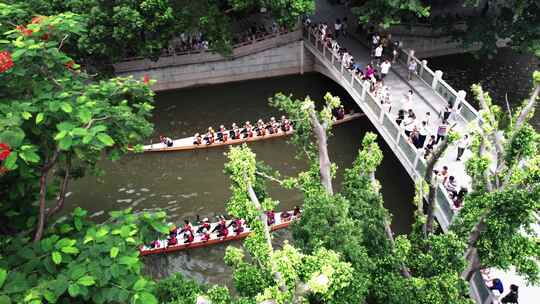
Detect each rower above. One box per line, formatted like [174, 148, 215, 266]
[184, 229, 194, 244]
[336, 106, 345, 120]
[230, 123, 240, 140]
[293, 206, 301, 217]
[244, 121, 253, 138]
[204, 127, 215, 145]
[201, 231, 211, 242]
[280, 211, 292, 221]
[227, 218, 244, 235]
[266, 210, 275, 226]
[281, 116, 292, 132]
[266, 117, 276, 134]
[167, 235, 178, 246]
[161, 135, 174, 147]
[169, 225, 178, 238]
[193, 133, 203, 145]
[150, 239, 160, 249]
[217, 125, 228, 142]
[180, 220, 193, 234]
[196, 217, 211, 234]
[256, 119, 266, 136]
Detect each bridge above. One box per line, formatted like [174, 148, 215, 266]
[113, 18, 504, 304]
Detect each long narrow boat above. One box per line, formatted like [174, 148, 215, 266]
[140, 211, 298, 256]
[143, 112, 363, 152]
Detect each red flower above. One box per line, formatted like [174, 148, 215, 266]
[65, 60, 75, 70]
[16, 25, 33, 36]
[41, 33, 49, 41]
[143, 74, 150, 84]
[0, 51, 14, 73]
[31, 16, 45, 24]
[0, 143, 11, 161]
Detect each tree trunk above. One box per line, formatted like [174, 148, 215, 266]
[46, 158, 71, 221]
[423, 135, 451, 237]
[33, 149, 59, 243]
[33, 172, 48, 242]
[462, 214, 487, 280]
[308, 111, 333, 195]
[247, 183, 288, 293]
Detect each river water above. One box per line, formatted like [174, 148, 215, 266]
[67, 73, 414, 284]
[428, 48, 540, 129]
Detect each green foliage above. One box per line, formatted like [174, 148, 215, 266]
[0, 208, 166, 303]
[155, 272, 204, 304]
[458, 0, 540, 57]
[351, 0, 430, 29]
[0, 8, 155, 233]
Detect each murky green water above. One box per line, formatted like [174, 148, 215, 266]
[67, 73, 414, 284]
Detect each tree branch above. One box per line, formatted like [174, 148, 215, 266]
[308, 110, 333, 195]
[46, 155, 72, 220]
[255, 171, 285, 185]
[34, 148, 61, 242]
[84, 116, 110, 129]
[247, 182, 288, 293]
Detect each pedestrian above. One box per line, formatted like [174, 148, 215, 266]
[424, 135, 436, 158]
[408, 59, 417, 80]
[380, 59, 391, 79]
[402, 90, 414, 111]
[392, 41, 400, 63]
[403, 115, 416, 137]
[374, 44, 383, 64]
[441, 105, 452, 121]
[396, 109, 405, 126]
[342, 17, 348, 37]
[436, 119, 449, 143]
[424, 111, 431, 126]
[334, 18, 342, 38]
[456, 134, 470, 161]
[418, 121, 428, 148]
[501, 284, 518, 304]
[444, 176, 458, 197]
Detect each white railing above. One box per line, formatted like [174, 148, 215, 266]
[303, 27, 493, 304]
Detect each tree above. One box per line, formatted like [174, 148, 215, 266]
[8, 0, 315, 64]
[350, 0, 430, 29]
[451, 71, 540, 282]
[0, 207, 168, 304]
[0, 8, 155, 240]
[217, 145, 358, 304]
[456, 0, 540, 57]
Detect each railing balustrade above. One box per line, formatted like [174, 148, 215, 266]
[303, 27, 492, 304]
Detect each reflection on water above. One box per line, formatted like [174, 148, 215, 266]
[428, 48, 540, 129]
[67, 73, 414, 282]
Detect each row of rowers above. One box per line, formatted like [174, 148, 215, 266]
[149, 207, 302, 248]
[193, 115, 293, 146]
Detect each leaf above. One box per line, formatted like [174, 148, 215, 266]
[52, 251, 62, 265]
[78, 109, 92, 123]
[0, 295, 11, 304]
[0, 130, 25, 148]
[133, 278, 146, 291]
[77, 275, 95, 287]
[138, 292, 157, 304]
[3, 152, 18, 170]
[21, 112, 32, 120]
[97, 133, 115, 146]
[35, 113, 44, 124]
[54, 130, 67, 140]
[71, 128, 88, 137]
[67, 284, 80, 297]
[61, 246, 79, 255]
[118, 256, 138, 266]
[0, 268, 6, 288]
[19, 150, 40, 163]
[56, 122, 74, 132]
[110, 247, 119, 258]
[59, 135, 73, 150]
[60, 102, 73, 113]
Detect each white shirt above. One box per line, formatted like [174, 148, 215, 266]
[375, 46, 383, 57]
[334, 23, 342, 31]
[380, 61, 391, 74]
[404, 117, 416, 132]
[372, 35, 380, 45]
[458, 137, 470, 149]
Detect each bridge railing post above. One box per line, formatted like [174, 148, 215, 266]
[360, 80, 367, 101]
[455, 90, 466, 118]
[432, 70, 443, 90]
[419, 59, 428, 79]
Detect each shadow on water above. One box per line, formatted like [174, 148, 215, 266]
[68, 73, 414, 283]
